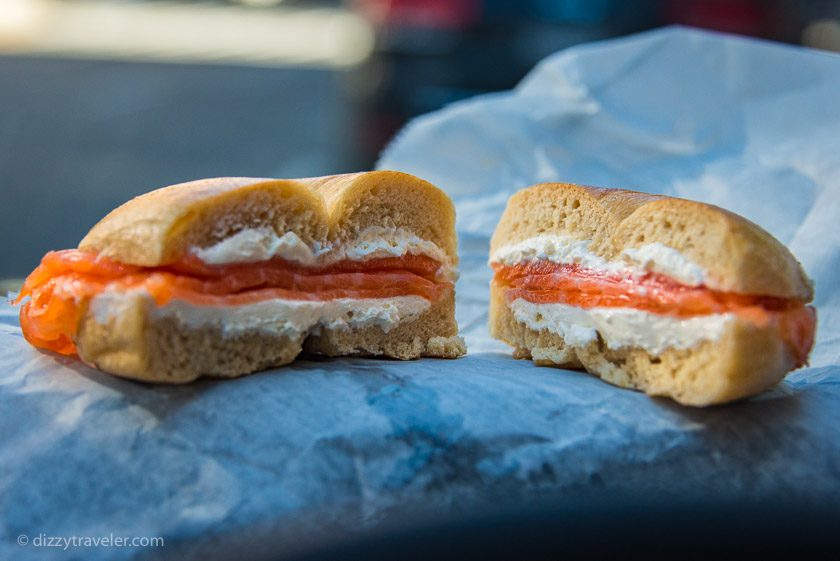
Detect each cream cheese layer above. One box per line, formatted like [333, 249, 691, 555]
[509, 298, 731, 356]
[194, 227, 451, 266]
[490, 234, 706, 287]
[90, 291, 431, 338]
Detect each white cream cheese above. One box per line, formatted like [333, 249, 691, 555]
[509, 298, 731, 356]
[192, 227, 454, 278]
[90, 291, 431, 338]
[490, 234, 617, 272]
[490, 234, 707, 286]
[193, 229, 325, 265]
[621, 242, 706, 286]
[337, 227, 450, 266]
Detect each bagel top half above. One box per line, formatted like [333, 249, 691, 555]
[490, 182, 813, 301]
[79, 170, 458, 268]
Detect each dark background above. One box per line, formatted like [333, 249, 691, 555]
[2, 0, 840, 282]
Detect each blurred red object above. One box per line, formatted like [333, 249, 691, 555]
[662, 0, 769, 37]
[354, 0, 482, 29]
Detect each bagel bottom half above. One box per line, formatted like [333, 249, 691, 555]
[489, 284, 798, 407]
[76, 291, 464, 383]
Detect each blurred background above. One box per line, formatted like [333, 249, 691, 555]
[2, 0, 840, 283]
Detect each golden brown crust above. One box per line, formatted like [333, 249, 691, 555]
[79, 171, 458, 267]
[488, 283, 795, 406]
[80, 178, 327, 266]
[490, 182, 813, 300]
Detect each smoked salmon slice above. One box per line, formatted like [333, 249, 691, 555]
[16, 250, 453, 356]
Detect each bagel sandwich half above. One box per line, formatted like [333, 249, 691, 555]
[489, 183, 816, 407]
[16, 171, 465, 383]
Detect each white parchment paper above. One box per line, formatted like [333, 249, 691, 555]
[2, 27, 839, 561]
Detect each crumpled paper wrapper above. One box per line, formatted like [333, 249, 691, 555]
[3, 27, 840, 560]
